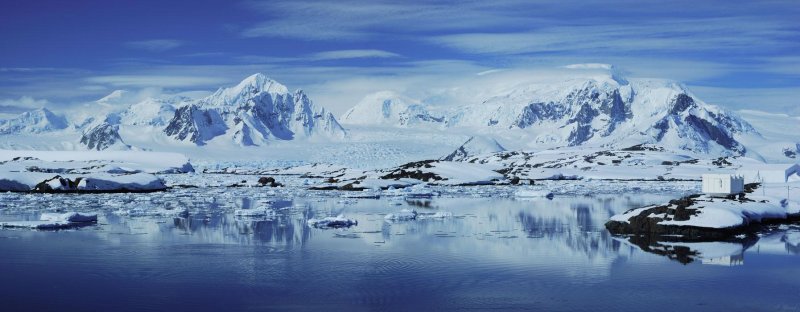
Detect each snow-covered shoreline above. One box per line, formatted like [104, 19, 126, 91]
[0, 150, 183, 193]
[606, 184, 800, 240]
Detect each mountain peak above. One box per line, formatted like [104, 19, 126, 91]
[165, 74, 346, 145]
[96, 90, 132, 105]
[235, 73, 288, 94]
[204, 73, 290, 107]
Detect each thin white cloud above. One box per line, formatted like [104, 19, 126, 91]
[0, 67, 59, 73]
[307, 49, 401, 61]
[432, 18, 796, 55]
[238, 0, 800, 53]
[125, 39, 185, 52]
[0, 96, 50, 115]
[86, 75, 229, 88]
[240, 1, 533, 40]
[756, 56, 800, 76]
[0, 96, 49, 108]
[691, 86, 800, 114]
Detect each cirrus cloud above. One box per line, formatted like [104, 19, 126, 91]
[125, 39, 185, 52]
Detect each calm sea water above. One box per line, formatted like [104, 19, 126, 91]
[0, 190, 798, 312]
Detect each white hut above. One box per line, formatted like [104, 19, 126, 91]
[736, 163, 800, 184]
[702, 174, 744, 197]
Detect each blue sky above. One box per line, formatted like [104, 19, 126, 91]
[1, 0, 798, 116]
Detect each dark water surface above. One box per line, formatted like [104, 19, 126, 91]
[1, 191, 798, 311]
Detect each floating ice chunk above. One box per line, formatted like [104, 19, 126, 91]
[340, 191, 380, 199]
[234, 208, 276, 217]
[515, 189, 554, 199]
[39, 212, 98, 223]
[307, 215, 358, 228]
[385, 209, 418, 221]
[114, 207, 181, 217]
[419, 211, 453, 219]
[1, 212, 97, 230]
[401, 185, 439, 198]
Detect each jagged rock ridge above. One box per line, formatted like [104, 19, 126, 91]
[80, 122, 129, 151]
[164, 73, 345, 146]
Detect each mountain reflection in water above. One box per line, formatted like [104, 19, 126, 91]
[1, 193, 798, 311]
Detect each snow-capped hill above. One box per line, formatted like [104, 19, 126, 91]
[0, 108, 68, 134]
[120, 98, 177, 126]
[340, 91, 444, 126]
[79, 122, 130, 150]
[164, 74, 345, 146]
[441, 136, 506, 161]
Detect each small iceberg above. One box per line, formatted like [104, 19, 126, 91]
[340, 191, 380, 199]
[400, 185, 439, 199]
[419, 211, 454, 219]
[515, 189, 554, 199]
[384, 209, 418, 221]
[114, 207, 184, 217]
[234, 208, 276, 217]
[307, 215, 358, 229]
[1, 212, 98, 230]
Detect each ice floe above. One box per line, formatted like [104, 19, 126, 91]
[1, 212, 98, 230]
[307, 215, 358, 229]
[384, 209, 418, 221]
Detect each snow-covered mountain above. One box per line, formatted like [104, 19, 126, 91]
[340, 91, 445, 127]
[0, 108, 68, 134]
[446, 67, 755, 155]
[0, 74, 346, 151]
[340, 65, 758, 156]
[164, 73, 345, 145]
[120, 98, 179, 127]
[0, 66, 794, 164]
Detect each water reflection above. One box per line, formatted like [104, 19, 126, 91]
[614, 226, 800, 265]
[1, 191, 798, 269]
[3, 190, 800, 311]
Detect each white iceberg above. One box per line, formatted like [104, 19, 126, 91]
[234, 208, 276, 217]
[419, 211, 454, 219]
[515, 189, 554, 199]
[307, 215, 358, 228]
[1, 212, 98, 230]
[384, 209, 418, 221]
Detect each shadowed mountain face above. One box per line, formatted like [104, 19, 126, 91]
[80, 122, 128, 151]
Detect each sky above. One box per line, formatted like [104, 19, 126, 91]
[1, 0, 798, 117]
